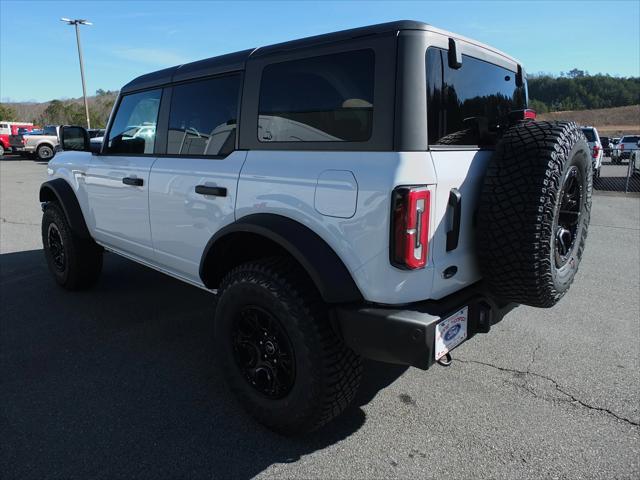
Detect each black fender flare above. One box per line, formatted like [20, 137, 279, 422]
[199, 214, 363, 304]
[39, 178, 91, 239]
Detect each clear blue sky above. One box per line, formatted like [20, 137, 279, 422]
[1, 0, 639, 102]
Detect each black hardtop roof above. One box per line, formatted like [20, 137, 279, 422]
[120, 20, 429, 94]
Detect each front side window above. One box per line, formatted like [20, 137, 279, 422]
[258, 49, 375, 142]
[427, 47, 527, 147]
[167, 75, 240, 156]
[106, 89, 161, 154]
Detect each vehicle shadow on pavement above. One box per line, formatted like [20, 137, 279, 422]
[0, 249, 407, 480]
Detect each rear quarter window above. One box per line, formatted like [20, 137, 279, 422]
[257, 49, 375, 142]
[426, 47, 527, 147]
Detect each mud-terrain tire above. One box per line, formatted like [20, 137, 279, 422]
[214, 257, 362, 435]
[42, 203, 103, 290]
[36, 144, 55, 161]
[477, 121, 592, 308]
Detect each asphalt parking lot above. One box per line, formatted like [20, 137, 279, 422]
[1, 156, 639, 479]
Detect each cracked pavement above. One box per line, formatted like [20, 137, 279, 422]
[1, 158, 639, 479]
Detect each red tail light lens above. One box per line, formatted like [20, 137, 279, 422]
[592, 145, 600, 159]
[620, 144, 625, 151]
[391, 186, 430, 269]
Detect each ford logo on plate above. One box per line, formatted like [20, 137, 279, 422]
[444, 324, 461, 342]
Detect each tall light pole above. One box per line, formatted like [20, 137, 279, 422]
[61, 18, 92, 129]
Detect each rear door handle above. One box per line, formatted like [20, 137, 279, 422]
[195, 185, 227, 197]
[446, 188, 462, 252]
[122, 177, 143, 186]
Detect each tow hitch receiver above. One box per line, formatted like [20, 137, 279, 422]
[437, 352, 453, 367]
[336, 285, 517, 370]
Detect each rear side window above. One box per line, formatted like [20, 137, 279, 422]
[167, 74, 240, 156]
[258, 49, 375, 142]
[622, 136, 640, 143]
[426, 47, 527, 147]
[106, 89, 161, 154]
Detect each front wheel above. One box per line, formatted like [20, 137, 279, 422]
[42, 203, 103, 290]
[214, 257, 362, 435]
[0, 144, 5, 157]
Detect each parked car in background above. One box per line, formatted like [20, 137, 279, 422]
[581, 126, 603, 177]
[11, 125, 60, 161]
[0, 121, 35, 156]
[615, 135, 640, 163]
[88, 128, 106, 138]
[600, 136, 611, 157]
[631, 141, 640, 176]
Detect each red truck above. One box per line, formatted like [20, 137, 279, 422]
[0, 121, 37, 156]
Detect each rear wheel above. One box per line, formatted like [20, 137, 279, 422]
[214, 257, 362, 435]
[0, 144, 5, 157]
[477, 121, 592, 308]
[36, 144, 54, 161]
[42, 203, 103, 290]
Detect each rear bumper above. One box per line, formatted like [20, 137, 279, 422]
[335, 282, 517, 370]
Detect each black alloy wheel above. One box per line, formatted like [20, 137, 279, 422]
[47, 222, 66, 272]
[231, 305, 296, 398]
[554, 166, 583, 268]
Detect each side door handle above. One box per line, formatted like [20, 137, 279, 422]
[122, 177, 143, 187]
[446, 188, 462, 252]
[195, 185, 227, 197]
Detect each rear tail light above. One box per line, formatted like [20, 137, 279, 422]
[509, 109, 536, 122]
[391, 186, 430, 269]
[592, 145, 600, 159]
[620, 144, 625, 151]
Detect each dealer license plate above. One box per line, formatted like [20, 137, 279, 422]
[434, 306, 468, 361]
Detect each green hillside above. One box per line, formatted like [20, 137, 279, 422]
[528, 70, 640, 113]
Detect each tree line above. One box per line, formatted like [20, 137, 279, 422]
[0, 89, 118, 128]
[528, 69, 640, 113]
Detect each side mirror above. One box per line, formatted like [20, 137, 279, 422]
[89, 138, 103, 153]
[637, 140, 640, 147]
[59, 125, 90, 151]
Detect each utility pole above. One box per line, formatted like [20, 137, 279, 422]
[61, 18, 92, 129]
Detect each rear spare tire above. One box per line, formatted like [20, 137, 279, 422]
[477, 121, 592, 308]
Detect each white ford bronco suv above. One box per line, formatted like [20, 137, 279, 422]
[41, 21, 592, 435]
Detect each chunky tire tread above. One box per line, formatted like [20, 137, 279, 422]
[215, 257, 362, 435]
[477, 121, 592, 308]
[42, 202, 102, 290]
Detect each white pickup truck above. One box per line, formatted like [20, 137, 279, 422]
[12, 125, 60, 160]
